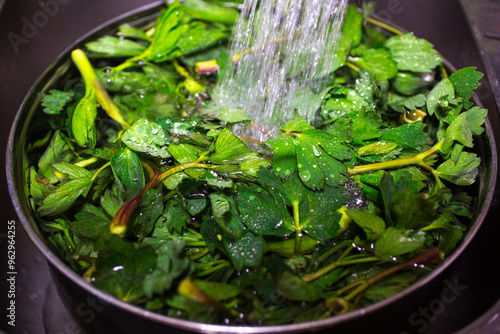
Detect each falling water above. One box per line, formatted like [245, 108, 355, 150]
[214, 0, 348, 141]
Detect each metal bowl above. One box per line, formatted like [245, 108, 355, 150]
[6, 2, 498, 333]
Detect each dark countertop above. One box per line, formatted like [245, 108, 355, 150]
[1, 1, 500, 333]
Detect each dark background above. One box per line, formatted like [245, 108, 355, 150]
[1, 0, 500, 333]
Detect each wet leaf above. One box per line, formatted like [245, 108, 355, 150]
[122, 118, 171, 158]
[111, 147, 145, 200]
[385, 33, 442, 73]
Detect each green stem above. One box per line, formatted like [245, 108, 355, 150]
[71, 49, 130, 129]
[327, 247, 444, 308]
[316, 240, 352, 265]
[366, 17, 404, 36]
[110, 160, 212, 235]
[346, 60, 360, 72]
[348, 138, 444, 175]
[185, 241, 207, 247]
[91, 162, 111, 182]
[194, 262, 230, 277]
[75, 157, 99, 168]
[303, 257, 380, 283]
[292, 200, 301, 256]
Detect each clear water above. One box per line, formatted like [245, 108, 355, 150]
[214, 0, 348, 141]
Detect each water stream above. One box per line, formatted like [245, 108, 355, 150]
[214, 0, 348, 141]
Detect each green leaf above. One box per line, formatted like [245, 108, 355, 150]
[203, 172, 234, 188]
[357, 142, 399, 157]
[72, 88, 97, 148]
[378, 172, 408, 226]
[449, 67, 483, 100]
[364, 272, 416, 302]
[41, 89, 74, 115]
[375, 228, 426, 256]
[355, 71, 376, 103]
[237, 157, 271, 178]
[200, 105, 250, 123]
[236, 183, 294, 237]
[466, 106, 488, 136]
[440, 111, 475, 154]
[101, 188, 124, 217]
[388, 92, 426, 113]
[186, 197, 207, 216]
[122, 118, 171, 158]
[258, 167, 308, 207]
[330, 4, 363, 71]
[299, 185, 346, 241]
[380, 123, 427, 150]
[436, 151, 480, 186]
[224, 231, 266, 271]
[85, 36, 147, 57]
[93, 238, 157, 302]
[143, 240, 192, 298]
[111, 148, 145, 200]
[38, 131, 74, 183]
[323, 88, 370, 114]
[385, 33, 442, 73]
[266, 134, 296, 179]
[53, 162, 93, 179]
[29, 167, 51, 203]
[71, 204, 111, 239]
[193, 280, 241, 301]
[426, 78, 454, 116]
[38, 178, 93, 217]
[276, 271, 321, 302]
[162, 197, 191, 234]
[267, 120, 349, 189]
[392, 71, 434, 96]
[142, 3, 188, 62]
[117, 24, 151, 41]
[209, 128, 260, 164]
[168, 143, 202, 164]
[351, 109, 383, 141]
[281, 116, 313, 132]
[391, 191, 438, 229]
[177, 22, 228, 56]
[134, 188, 165, 239]
[346, 209, 385, 241]
[351, 48, 398, 81]
[181, 0, 239, 24]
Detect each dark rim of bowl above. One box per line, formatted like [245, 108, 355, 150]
[6, 3, 498, 333]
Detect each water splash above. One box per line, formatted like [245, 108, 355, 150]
[214, 0, 348, 141]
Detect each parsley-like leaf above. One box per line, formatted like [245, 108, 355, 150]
[449, 66, 483, 100]
[385, 33, 442, 73]
[41, 90, 74, 115]
[267, 117, 349, 190]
